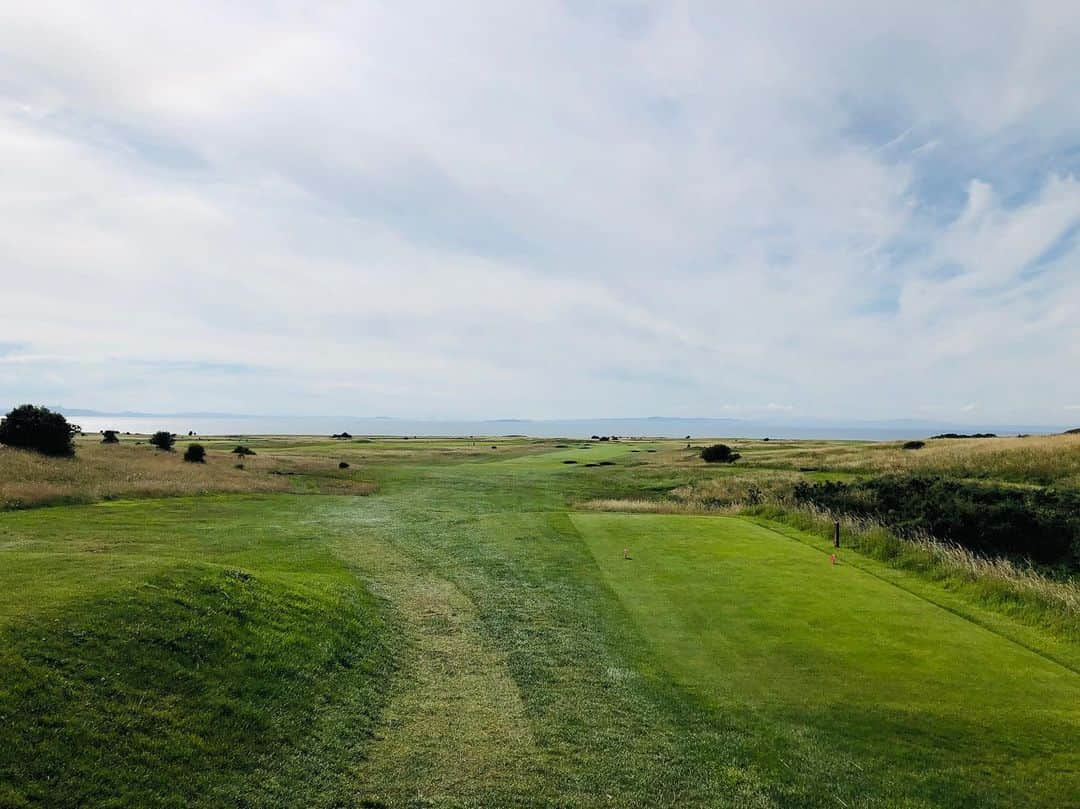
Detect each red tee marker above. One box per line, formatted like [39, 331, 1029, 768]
[830, 553, 837, 565]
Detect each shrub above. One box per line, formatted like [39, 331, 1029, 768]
[149, 431, 176, 451]
[0, 405, 75, 457]
[339, 461, 350, 469]
[183, 444, 206, 463]
[331, 432, 352, 439]
[102, 430, 120, 444]
[793, 474, 1080, 568]
[701, 444, 740, 463]
[902, 440, 925, 450]
[233, 445, 256, 457]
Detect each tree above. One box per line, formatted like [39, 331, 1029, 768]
[0, 404, 76, 456]
[150, 431, 175, 451]
[183, 443, 206, 463]
[102, 430, 120, 444]
[701, 444, 740, 463]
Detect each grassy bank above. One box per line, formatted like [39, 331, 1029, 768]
[0, 496, 393, 808]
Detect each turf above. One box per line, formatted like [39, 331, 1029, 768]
[1, 437, 1078, 807]
[0, 497, 392, 808]
[573, 512, 1080, 806]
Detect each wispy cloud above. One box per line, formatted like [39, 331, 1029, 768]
[0, 2, 1077, 421]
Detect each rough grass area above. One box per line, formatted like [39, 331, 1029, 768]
[737, 433, 1080, 487]
[0, 440, 376, 509]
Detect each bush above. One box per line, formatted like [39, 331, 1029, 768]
[0, 405, 75, 457]
[149, 431, 176, 451]
[183, 444, 206, 463]
[902, 440, 925, 450]
[233, 445, 256, 457]
[339, 461, 350, 469]
[101, 430, 120, 444]
[793, 474, 1080, 568]
[701, 444, 740, 463]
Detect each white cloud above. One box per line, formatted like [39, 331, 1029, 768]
[0, 1, 1078, 421]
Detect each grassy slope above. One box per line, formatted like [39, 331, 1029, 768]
[2, 437, 1079, 807]
[573, 512, 1080, 807]
[0, 496, 392, 808]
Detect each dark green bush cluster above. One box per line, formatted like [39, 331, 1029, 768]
[701, 444, 740, 463]
[183, 444, 206, 463]
[794, 474, 1080, 568]
[149, 431, 176, 451]
[0, 405, 76, 457]
[930, 432, 996, 439]
[902, 440, 925, 450]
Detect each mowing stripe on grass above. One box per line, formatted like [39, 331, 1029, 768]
[572, 512, 1080, 807]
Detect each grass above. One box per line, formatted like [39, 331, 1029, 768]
[0, 438, 376, 509]
[733, 433, 1080, 487]
[1, 435, 1078, 806]
[746, 503, 1080, 638]
[574, 512, 1080, 806]
[0, 496, 392, 808]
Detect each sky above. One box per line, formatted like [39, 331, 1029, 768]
[1, 1, 1078, 424]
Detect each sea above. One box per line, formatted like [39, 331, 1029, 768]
[67, 414, 1066, 441]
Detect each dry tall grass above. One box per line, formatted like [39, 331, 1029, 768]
[0, 441, 374, 509]
[740, 433, 1080, 486]
[582, 498, 741, 515]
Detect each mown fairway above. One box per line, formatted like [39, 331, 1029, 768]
[1, 436, 1077, 807]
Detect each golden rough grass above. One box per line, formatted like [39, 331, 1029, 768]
[740, 433, 1080, 486]
[0, 441, 374, 509]
[581, 498, 741, 515]
[670, 471, 803, 505]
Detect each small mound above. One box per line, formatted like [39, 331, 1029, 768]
[0, 566, 391, 806]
